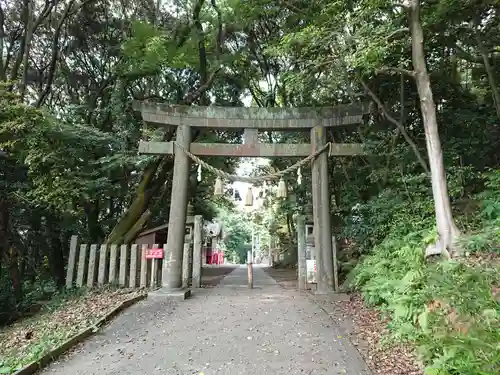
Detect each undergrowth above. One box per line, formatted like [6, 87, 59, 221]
[347, 170, 500, 375]
[0, 286, 140, 374]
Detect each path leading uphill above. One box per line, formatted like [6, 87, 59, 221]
[41, 265, 371, 375]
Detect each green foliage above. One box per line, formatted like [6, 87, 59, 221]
[342, 172, 436, 252]
[120, 21, 187, 77]
[459, 220, 500, 255]
[458, 171, 500, 255]
[219, 207, 252, 263]
[349, 171, 500, 374]
[0, 85, 119, 213]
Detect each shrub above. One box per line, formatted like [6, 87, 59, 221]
[350, 224, 499, 375]
[349, 170, 500, 375]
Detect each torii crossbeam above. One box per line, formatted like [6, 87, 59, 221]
[134, 101, 369, 295]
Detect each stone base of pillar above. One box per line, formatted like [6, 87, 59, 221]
[148, 288, 192, 301]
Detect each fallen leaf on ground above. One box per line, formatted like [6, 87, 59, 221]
[0, 287, 145, 374]
[263, 267, 424, 375]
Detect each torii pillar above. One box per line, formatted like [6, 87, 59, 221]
[311, 125, 334, 293]
[163, 125, 191, 290]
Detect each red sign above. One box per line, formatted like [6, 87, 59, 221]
[145, 248, 164, 259]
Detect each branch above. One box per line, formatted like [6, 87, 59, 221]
[181, 68, 220, 105]
[32, 0, 55, 33]
[36, 0, 77, 107]
[210, 0, 223, 58]
[68, 0, 98, 16]
[192, 0, 209, 105]
[0, 4, 6, 80]
[248, 85, 264, 107]
[455, 43, 500, 64]
[454, 43, 483, 63]
[387, 27, 409, 40]
[358, 76, 430, 174]
[397, 0, 411, 9]
[382, 73, 405, 186]
[377, 66, 416, 77]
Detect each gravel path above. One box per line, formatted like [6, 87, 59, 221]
[41, 265, 371, 375]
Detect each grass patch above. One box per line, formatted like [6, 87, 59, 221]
[0, 287, 145, 374]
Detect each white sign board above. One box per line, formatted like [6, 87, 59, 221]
[306, 259, 317, 283]
[306, 245, 315, 260]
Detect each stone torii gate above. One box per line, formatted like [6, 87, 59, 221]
[134, 102, 368, 294]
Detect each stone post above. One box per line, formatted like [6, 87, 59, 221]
[108, 245, 118, 285]
[119, 244, 128, 287]
[65, 235, 78, 289]
[211, 236, 217, 262]
[296, 215, 306, 290]
[267, 236, 272, 266]
[97, 244, 108, 286]
[129, 244, 138, 288]
[192, 215, 203, 288]
[151, 243, 159, 288]
[163, 125, 191, 289]
[247, 250, 253, 289]
[182, 243, 191, 288]
[76, 244, 87, 287]
[187, 239, 193, 284]
[87, 244, 98, 289]
[140, 244, 148, 288]
[108, 244, 118, 284]
[332, 235, 339, 291]
[311, 125, 334, 293]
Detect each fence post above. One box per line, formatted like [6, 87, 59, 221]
[76, 244, 88, 287]
[97, 244, 108, 286]
[108, 244, 118, 284]
[129, 244, 138, 288]
[150, 244, 159, 288]
[192, 216, 203, 288]
[332, 236, 339, 291]
[87, 244, 98, 288]
[119, 244, 128, 287]
[247, 250, 253, 289]
[65, 235, 79, 289]
[296, 216, 307, 290]
[182, 243, 190, 288]
[140, 244, 148, 288]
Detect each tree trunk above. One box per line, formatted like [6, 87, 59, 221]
[47, 215, 65, 288]
[105, 157, 163, 244]
[122, 209, 152, 244]
[85, 200, 104, 243]
[1, 199, 22, 300]
[0, 4, 6, 81]
[473, 27, 500, 120]
[407, 0, 459, 258]
[0, 199, 8, 275]
[18, 0, 34, 99]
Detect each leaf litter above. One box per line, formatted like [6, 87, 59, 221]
[337, 294, 424, 375]
[0, 287, 145, 374]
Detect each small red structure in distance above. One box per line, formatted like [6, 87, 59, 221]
[145, 248, 164, 259]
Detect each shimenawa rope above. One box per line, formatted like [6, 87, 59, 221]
[172, 141, 332, 184]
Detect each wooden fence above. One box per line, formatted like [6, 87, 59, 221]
[65, 236, 164, 290]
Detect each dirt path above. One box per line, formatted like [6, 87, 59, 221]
[41, 265, 371, 375]
[263, 267, 424, 375]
